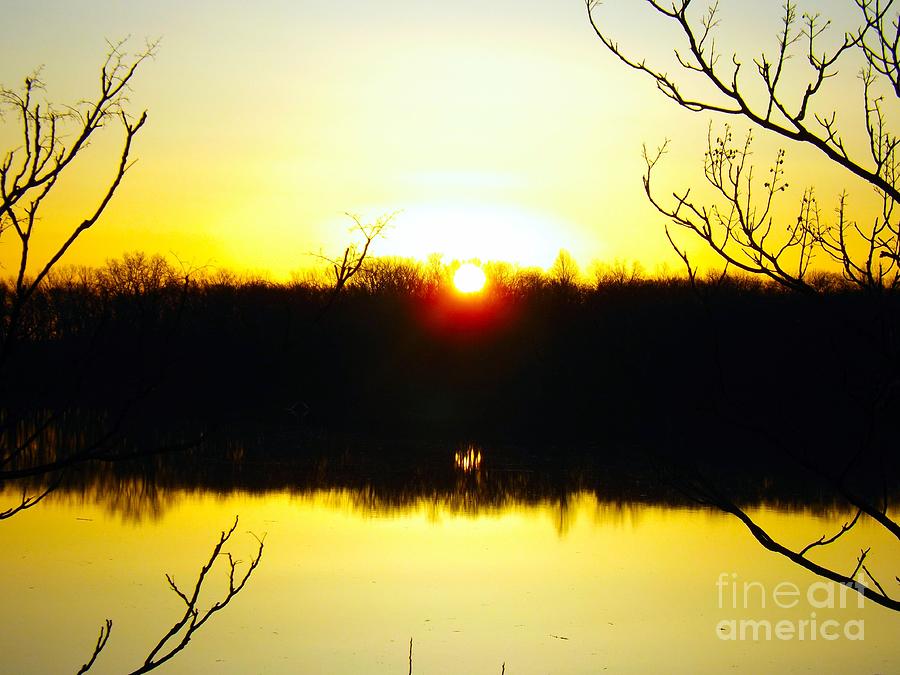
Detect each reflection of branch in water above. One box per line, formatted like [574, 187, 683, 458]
[0, 409, 206, 522]
[76, 517, 265, 673]
[679, 468, 900, 612]
[654, 395, 900, 612]
[76, 620, 112, 675]
[798, 509, 862, 557]
[0, 471, 63, 520]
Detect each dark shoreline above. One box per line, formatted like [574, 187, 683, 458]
[3, 260, 898, 523]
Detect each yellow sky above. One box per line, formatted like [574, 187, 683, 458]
[0, 0, 885, 279]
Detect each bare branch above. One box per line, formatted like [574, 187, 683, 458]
[75, 619, 112, 675]
[585, 0, 900, 204]
[1, 40, 155, 367]
[127, 517, 264, 675]
[684, 471, 899, 611]
[0, 471, 64, 520]
[799, 509, 863, 556]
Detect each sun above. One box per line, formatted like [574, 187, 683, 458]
[453, 263, 487, 294]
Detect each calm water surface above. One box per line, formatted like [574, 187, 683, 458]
[2, 478, 899, 674]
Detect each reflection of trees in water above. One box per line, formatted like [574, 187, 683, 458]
[52, 472, 172, 522]
[8, 417, 888, 529]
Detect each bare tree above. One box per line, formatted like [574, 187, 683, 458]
[0, 41, 228, 492]
[0, 45, 267, 671]
[1, 39, 156, 365]
[0, 43, 188, 511]
[354, 257, 431, 296]
[319, 212, 395, 295]
[302, 212, 394, 329]
[587, 0, 900, 609]
[587, 0, 900, 291]
[549, 249, 581, 286]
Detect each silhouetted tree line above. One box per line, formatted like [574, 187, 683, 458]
[4, 251, 897, 471]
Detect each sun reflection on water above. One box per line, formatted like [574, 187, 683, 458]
[454, 445, 483, 473]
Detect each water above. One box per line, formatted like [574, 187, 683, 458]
[2, 473, 898, 674]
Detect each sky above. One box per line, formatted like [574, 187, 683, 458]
[0, 0, 882, 279]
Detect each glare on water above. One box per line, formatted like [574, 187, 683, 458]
[1, 480, 898, 674]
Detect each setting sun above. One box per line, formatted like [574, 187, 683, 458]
[453, 263, 487, 294]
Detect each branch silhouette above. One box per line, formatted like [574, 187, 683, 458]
[589, 0, 900, 291]
[74, 517, 265, 674]
[1, 39, 158, 367]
